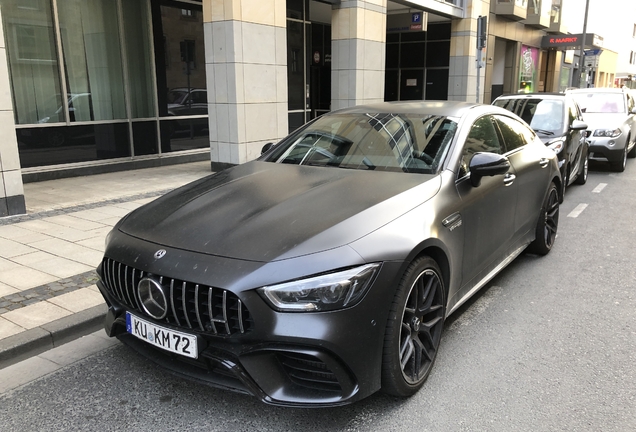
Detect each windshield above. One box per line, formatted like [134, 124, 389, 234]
[167, 90, 188, 105]
[570, 92, 625, 114]
[494, 98, 564, 134]
[263, 113, 458, 174]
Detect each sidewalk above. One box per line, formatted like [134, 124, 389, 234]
[0, 161, 212, 369]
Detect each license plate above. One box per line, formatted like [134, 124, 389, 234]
[126, 312, 198, 359]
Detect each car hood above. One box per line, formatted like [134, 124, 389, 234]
[581, 112, 630, 130]
[118, 161, 441, 262]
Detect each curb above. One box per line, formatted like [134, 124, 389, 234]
[0, 304, 107, 370]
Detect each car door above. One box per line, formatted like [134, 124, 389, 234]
[455, 115, 518, 290]
[493, 114, 551, 241]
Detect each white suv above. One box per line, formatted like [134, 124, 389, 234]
[568, 88, 636, 172]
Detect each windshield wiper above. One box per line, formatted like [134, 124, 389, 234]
[533, 129, 555, 136]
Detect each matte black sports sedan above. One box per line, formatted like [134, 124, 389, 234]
[97, 101, 561, 407]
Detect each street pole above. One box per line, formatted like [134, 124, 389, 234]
[476, 16, 487, 103]
[574, 0, 590, 88]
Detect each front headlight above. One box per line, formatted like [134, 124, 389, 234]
[593, 128, 621, 138]
[258, 263, 381, 312]
[547, 138, 565, 154]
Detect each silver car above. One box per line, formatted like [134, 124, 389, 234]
[569, 88, 636, 172]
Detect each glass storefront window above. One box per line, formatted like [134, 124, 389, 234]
[0, 0, 64, 124]
[123, 0, 156, 119]
[1, 0, 209, 169]
[57, 0, 126, 122]
[16, 122, 130, 168]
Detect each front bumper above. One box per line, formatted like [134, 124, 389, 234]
[96, 245, 404, 407]
[587, 135, 627, 162]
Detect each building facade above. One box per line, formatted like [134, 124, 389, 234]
[0, 0, 616, 216]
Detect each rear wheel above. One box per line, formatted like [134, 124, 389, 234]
[528, 182, 559, 255]
[574, 146, 588, 185]
[382, 256, 445, 397]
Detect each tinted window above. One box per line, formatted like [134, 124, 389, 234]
[264, 113, 458, 174]
[494, 115, 534, 152]
[459, 116, 501, 177]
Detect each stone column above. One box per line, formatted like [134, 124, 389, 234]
[331, 0, 387, 110]
[0, 7, 25, 216]
[203, 0, 288, 167]
[448, 0, 489, 102]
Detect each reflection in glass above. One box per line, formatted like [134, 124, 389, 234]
[57, 0, 126, 121]
[268, 113, 457, 174]
[156, 4, 207, 118]
[160, 119, 209, 153]
[16, 123, 130, 168]
[0, 0, 63, 124]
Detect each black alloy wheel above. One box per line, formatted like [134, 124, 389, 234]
[529, 182, 559, 255]
[574, 146, 588, 185]
[382, 256, 445, 397]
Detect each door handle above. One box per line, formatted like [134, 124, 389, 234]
[503, 173, 516, 186]
[539, 158, 549, 168]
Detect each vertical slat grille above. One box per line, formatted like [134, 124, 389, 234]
[100, 258, 253, 336]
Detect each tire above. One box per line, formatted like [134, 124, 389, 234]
[628, 140, 636, 158]
[561, 164, 569, 197]
[574, 146, 588, 185]
[382, 256, 446, 397]
[611, 146, 627, 172]
[528, 182, 559, 256]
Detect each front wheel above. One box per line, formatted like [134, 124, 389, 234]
[611, 146, 627, 172]
[574, 146, 588, 185]
[528, 182, 559, 255]
[382, 256, 446, 397]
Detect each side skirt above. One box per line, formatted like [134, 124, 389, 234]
[446, 243, 528, 317]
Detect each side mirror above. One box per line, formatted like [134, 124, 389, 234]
[469, 152, 510, 187]
[570, 120, 588, 130]
[261, 142, 274, 154]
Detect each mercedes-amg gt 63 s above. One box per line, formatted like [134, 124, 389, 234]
[97, 101, 561, 407]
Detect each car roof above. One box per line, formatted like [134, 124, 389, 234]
[333, 101, 483, 118]
[494, 93, 566, 100]
[567, 87, 626, 94]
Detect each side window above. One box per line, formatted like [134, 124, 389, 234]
[459, 116, 502, 178]
[494, 115, 534, 153]
[567, 100, 577, 124]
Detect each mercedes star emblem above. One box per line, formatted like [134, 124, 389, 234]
[137, 277, 169, 320]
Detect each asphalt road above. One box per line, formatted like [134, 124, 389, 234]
[1, 160, 635, 432]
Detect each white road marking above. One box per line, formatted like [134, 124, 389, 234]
[592, 183, 607, 193]
[567, 203, 588, 218]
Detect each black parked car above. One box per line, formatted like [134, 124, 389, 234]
[97, 101, 561, 407]
[493, 93, 589, 192]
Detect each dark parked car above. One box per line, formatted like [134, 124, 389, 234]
[493, 93, 589, 192]
[568, 87, 636, 172]
[97, 101, 561, 407]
